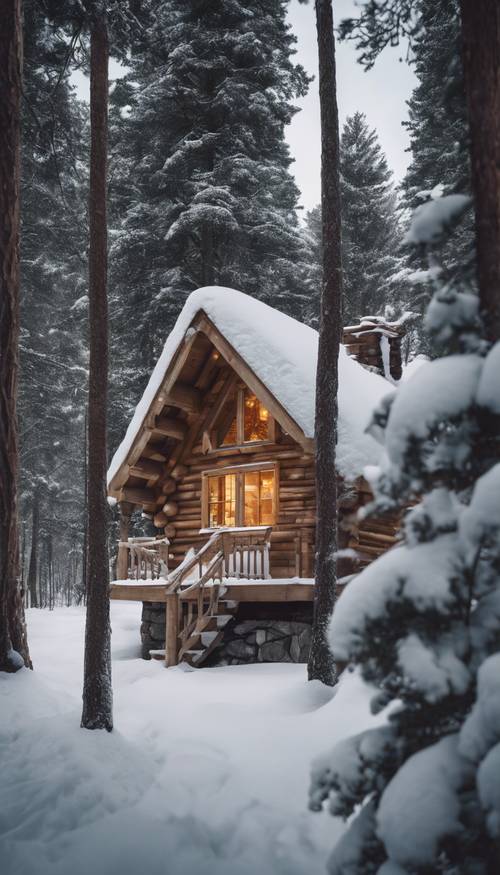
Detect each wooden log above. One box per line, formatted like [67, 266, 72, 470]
[171, 464, 188, 480]
[162, 500, 178, 517]
[164, 523, 176, 539]
[172, 520, 202, 531]
[153, 511, 169, 528]
[159, 477, 177, 496]
[153, 416, 188, 441]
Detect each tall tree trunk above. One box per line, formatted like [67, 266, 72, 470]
[308, 0, 342, 686]
[81, 11, 112, 731]
[26, 484, 40, 608]
[0, 0, 30, 672]
[82, 407, 88, 604]
[459, 0, 500, 343]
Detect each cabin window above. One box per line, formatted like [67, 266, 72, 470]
[243, 470, 274, 526]
[203, 464, 277, 528]
[207, 473, 237, 528]
[220, 388, 273, 447]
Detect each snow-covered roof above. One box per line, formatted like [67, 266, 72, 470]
[108, 286, 392, 486]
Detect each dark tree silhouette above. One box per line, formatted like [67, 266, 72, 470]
[81, 8, 112, 730]
[308, 0, 342, 686]
[0, 0, 31, 673]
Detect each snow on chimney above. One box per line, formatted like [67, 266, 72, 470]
[342, 316, 406, 382]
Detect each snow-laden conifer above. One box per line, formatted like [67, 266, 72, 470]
[310, 197, 500, 873]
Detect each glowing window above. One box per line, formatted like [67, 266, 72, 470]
[220, 388, 271, 446]
[204, 467, 276, 528]
[207, 474, 236, 528]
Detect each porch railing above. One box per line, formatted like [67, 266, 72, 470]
[116, 536, 170, 580]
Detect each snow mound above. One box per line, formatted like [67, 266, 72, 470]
[0, 604, 385, 875]
[108, 286, 391, 484]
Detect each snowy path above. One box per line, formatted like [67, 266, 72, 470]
[1, 604, 381, 875]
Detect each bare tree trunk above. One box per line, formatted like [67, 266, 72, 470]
[308, 0, 342, 686]
[81, 11, 112, 731]
[26, 484, 40, 608]
[0, 0, 30, 672]
[459, 0, 500, 343]
[47, 536, 53, 611]
[82, 408, 88, 603]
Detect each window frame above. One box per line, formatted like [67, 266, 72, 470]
[215, 386, 276, 450]
[201, 462, 279, 530]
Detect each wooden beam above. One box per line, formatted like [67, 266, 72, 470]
[181, 582, 314, 602]
[130, 458, 164, 480]
[116, 502, 133, 580]
[166, 592, 180, 667]
[203, 371, 239, 436]
[118, 485, 156, 506]
[110, 582, 167, 602]
[162, 383, 201, 414]
[153, 416, 188, 441]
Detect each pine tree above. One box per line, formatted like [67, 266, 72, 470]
[108, 0, 311, 443]
[310, 196, 500, 872]
[305, 113, 406, 325]
[341, 113, 405, 323]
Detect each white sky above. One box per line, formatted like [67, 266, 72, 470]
[286, 0, 417, 212]
[72, 0, 417, 214]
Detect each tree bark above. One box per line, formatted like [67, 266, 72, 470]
[81, 11, 112, 731]
[26, 484, 40, 608]
[459, 0, 500, 343]
[308, 0, 342, 685]
[0, 0, 30, 672]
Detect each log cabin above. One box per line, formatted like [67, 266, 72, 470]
[108, 286, 405, 667]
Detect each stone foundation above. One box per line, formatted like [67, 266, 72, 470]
[140, 602, 166, 659]
[140, 600, 313, 665]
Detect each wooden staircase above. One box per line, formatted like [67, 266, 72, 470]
[160, 527, 272, 667]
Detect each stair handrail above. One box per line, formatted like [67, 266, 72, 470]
[165, 530, 224, 594]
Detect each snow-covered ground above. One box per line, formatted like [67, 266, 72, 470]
[1, 603, 383, 875]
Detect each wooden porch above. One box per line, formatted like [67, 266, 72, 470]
[110, 526, 313, 667]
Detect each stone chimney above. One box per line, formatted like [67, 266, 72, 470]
[342, 316, 406, 382]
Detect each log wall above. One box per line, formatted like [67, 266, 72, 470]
[165, 434, 316, 579]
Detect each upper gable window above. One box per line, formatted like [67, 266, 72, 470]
[220, 388, 272, 447]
